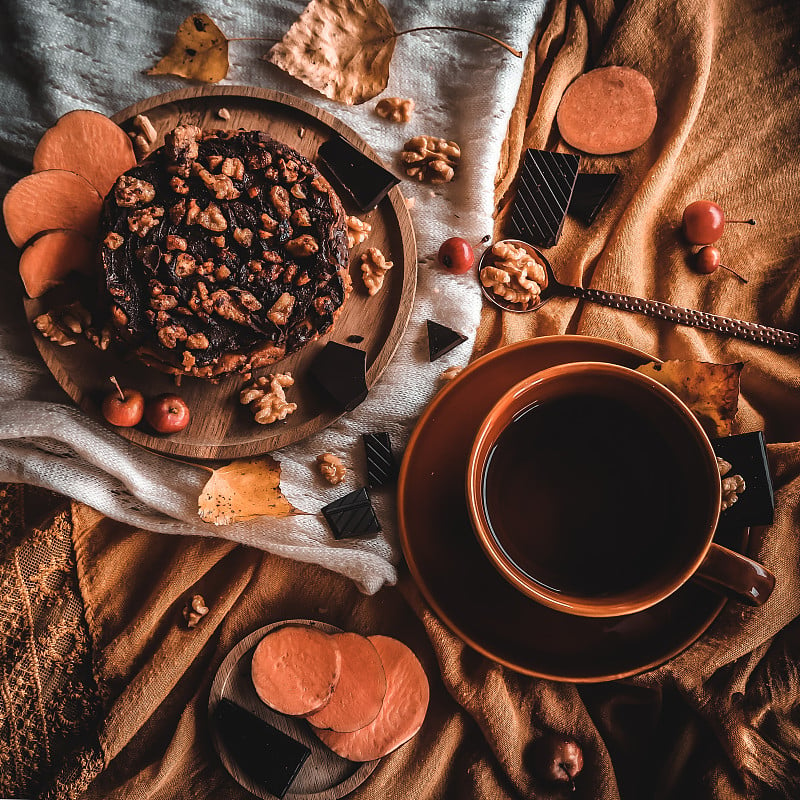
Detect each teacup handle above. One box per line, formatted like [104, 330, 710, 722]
[693, 542, 775, 606]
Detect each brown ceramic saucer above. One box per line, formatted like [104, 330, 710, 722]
[397, 335, 748, 682]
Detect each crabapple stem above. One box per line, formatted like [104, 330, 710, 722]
[721, 264, 749, 283]
[727, 218, 757, 225]
[110, 375, 125, 402]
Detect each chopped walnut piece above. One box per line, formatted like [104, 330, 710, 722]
[221, 157, 245, 180]
[267, 292, 295, 326]
[60, 302, 92, 335]
[157, 324, 187, 349]
[34, 310, 76, 346]
[217, 107, 231, 120]
[480, 241, 547, 308]
[240, 373, 298, 425]
[173, 253, 198, 278]
[346, 215, 372, 248]
[166, 235, 187, 251]
[401, 135, 461, 183]
[214, 265, 231, 280]
[115, 175, 156, 207]
[290, 184, 307, 199]
[210, 289, 248, 324]
[186, 200, 227, 232]
[317, 453, 346, 485]
[405, 196, 416, 210]
[127, 206, 164, 237]
[291, 208, 311, 228]
[233, 227, 253, 247]
[165, 124, 201, 165]
[85, 325, 112, 351]
[183, 594, 209, 628]
[717, 456, 746, 511]
[170, 176, 190, 195]
[192, 162, 240, 200]
[269, 185, 292, 219]
[376, 97, 415, 123]
[104, 232, 124, 250]
[286, 234, 319, 258]
[360, 247, 393, 296]
[439, 365, 462, 382]
[186, 332, 210, 350]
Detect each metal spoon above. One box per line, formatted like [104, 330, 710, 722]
[478, 240, 800, 351]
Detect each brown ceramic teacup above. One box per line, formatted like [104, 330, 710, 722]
[466, 361, 775, 617]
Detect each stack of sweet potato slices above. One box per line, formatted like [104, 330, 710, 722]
[3, 109, 136, 297]
[251, 623, 429, 762]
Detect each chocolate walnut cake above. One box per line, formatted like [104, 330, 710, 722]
[98, 125, 351, 379]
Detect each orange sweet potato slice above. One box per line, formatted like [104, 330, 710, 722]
[306, 633, 387, 733]
[3, 170, 102, 249]
[314, 635, 429, 761]
[251, 625, 342, 717]
[556, 66, 657, 155]
[32, 109, 136, 198]
[19, 229, 95, 298]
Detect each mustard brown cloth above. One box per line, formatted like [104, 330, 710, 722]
[4, 0, 800, 798]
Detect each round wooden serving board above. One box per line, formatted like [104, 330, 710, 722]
[24, 86, 416, 460]
[209, 620, 379, 799]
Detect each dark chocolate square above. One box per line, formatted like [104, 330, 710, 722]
[318, 135, 400, 212]
[213, 699, 310, 799]
[510, 149, 580, 248]
[711, 431, 775, 530]
[427, 319, 467, 362]
[309, 342, 368, 411]
[568, 172, 619, 226]
[322, 487, 381, 539]
[363, 432, 398, 487]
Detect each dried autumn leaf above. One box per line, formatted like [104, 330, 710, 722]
[636, 360, 744, 437]
[266, 0, 396, 105]
[198, 456, 301, 526]
[148, 13, 229, 83]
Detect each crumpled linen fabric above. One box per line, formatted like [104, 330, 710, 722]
[0, 0, 545, 593]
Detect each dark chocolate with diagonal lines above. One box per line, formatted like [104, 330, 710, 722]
[510, 149, 580, 248]
[322, 487, 381, 539]
[363, 432, 397, 487]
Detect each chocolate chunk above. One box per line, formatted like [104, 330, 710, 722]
[427, 319, 467, 362]
[568, 173, 619, 226]
[318, 135, 400, 212]
[347, 334, 365, 343]
[510, 149, 580, 248]
[363, 432, 397, 487]
[322, 487, 381, 539]
[214, 699, 310, 798]
[711, 431, 775, 530]
[309, 342, 368, 411]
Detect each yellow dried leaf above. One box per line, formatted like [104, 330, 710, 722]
[198, 456, 301, 526]
[636, 360, 744, 437]
[266, 0, 396, 105]
[147, 13, 229, 83]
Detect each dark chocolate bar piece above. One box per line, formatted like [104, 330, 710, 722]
[363, 432, 398, 487]
[510, 149, 580, 248]
[322, 487, 381, 539]
[568, 172, 619, 226]
[309, 342, 368, 411]
[214, 699, 310, 798]
[318, 135, 400, 212]
[711, 431, 775, 530]
[427, 319, 467, 362]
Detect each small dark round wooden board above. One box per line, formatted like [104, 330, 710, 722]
[24, 86, 416, 460]
[209, 619, 379, 800]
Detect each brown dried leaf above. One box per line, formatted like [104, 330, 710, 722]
[198, 456, 301, 526]
[266, 0, 396, 105]
[147, 13, 229, 83]
[636, 360, 744, 437]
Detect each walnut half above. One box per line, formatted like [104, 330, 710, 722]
[317, 453, 346, 485]
[346, 215, 372, 248]
[717, 457, 746, 511]
[240, 373, 298, 425]
[401, 135, 461, 183]
[360, 247, 393, 296]
[376, 97, 415, 123]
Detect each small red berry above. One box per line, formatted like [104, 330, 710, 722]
[145, 394, 191, 434]
[101, 377, 144, 427]
[438, 237, 475, 274]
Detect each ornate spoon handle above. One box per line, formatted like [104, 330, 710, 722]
[563, 285, 800, 350]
